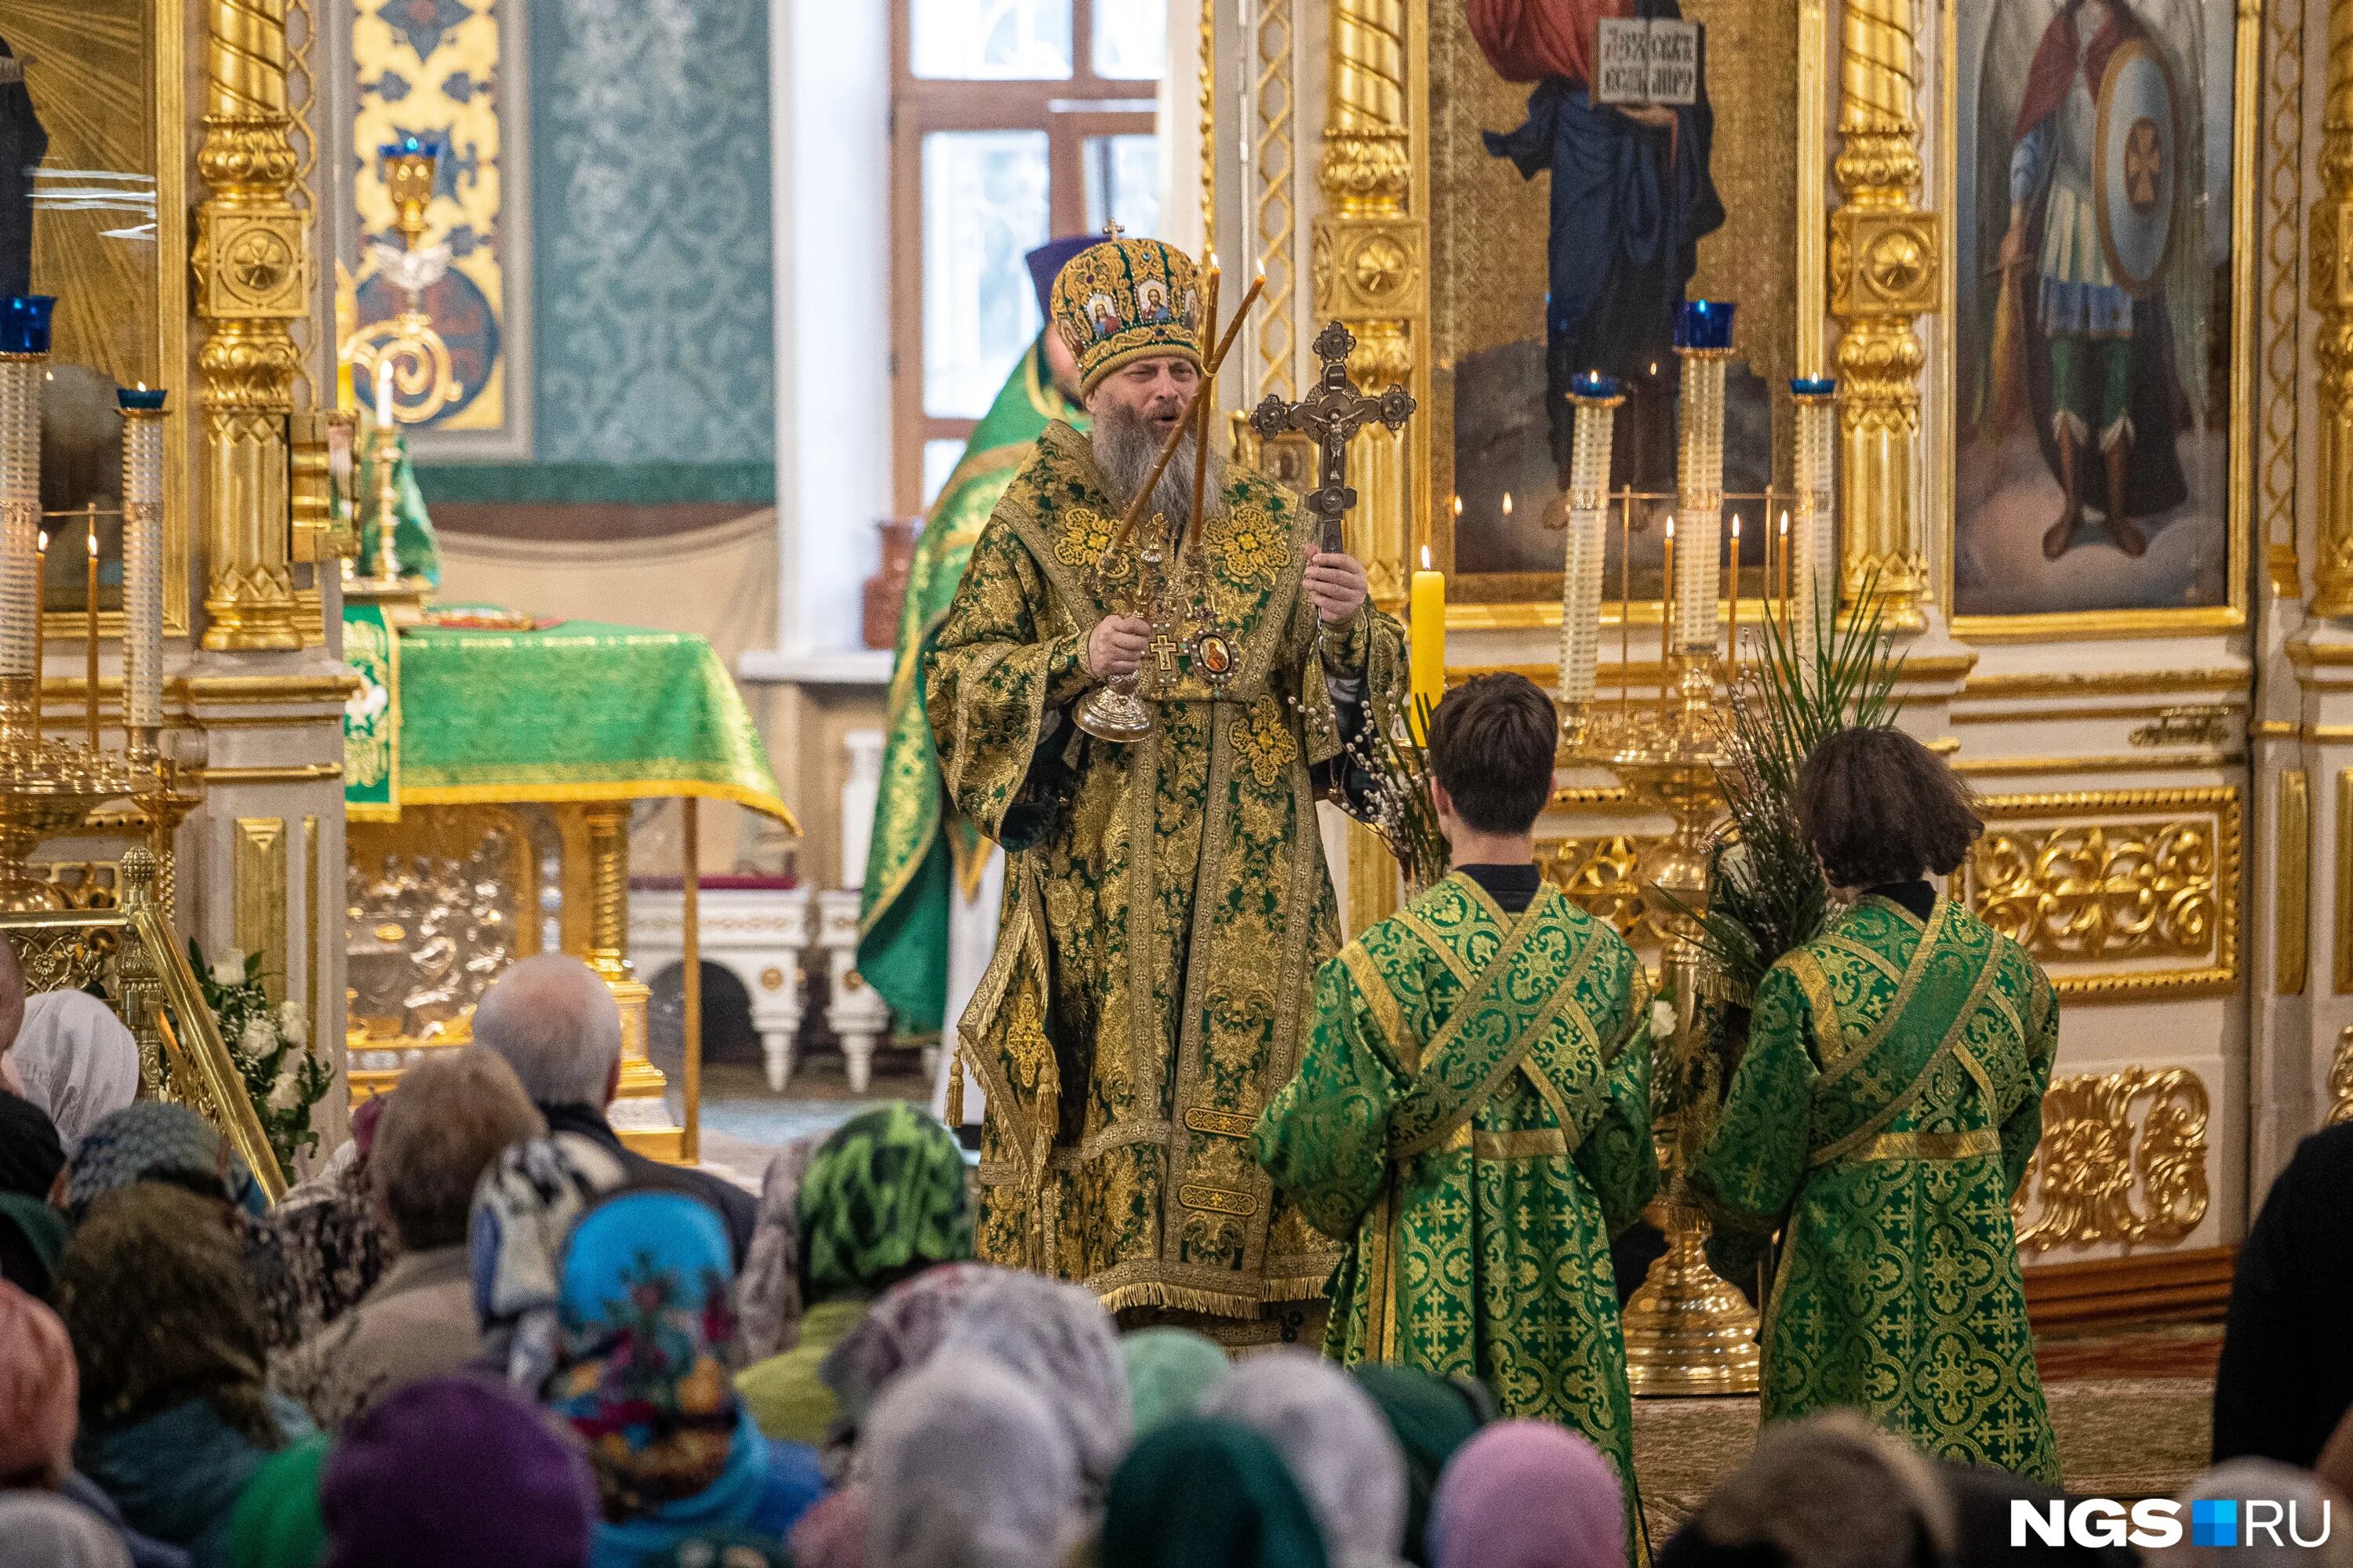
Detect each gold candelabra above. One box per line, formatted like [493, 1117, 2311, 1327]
[345, 136, 462, 431]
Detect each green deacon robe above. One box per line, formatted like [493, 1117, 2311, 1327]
[860, 339, 1079, 1030]
[926, 419, 1406, 1321]
[1689, 893, 2062, 1482]
[1253, 875, 1657, 1480]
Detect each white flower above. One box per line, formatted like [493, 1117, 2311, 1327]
[267, 1068, 304, 1113]
[210, 948, 248, 988]
[240, 1016, 278, 1056]
[1649, 998, 1679, 1042]
[275, 1000, 308, 1049]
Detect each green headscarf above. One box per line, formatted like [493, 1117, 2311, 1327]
[1350, 1366, 1493, 1566]
[1122, 1327, 1229, 1438]
[1101, 1419, 1330, 1568]
[225, 1433, 329, 1568]
[795, 1104, 972, 1303]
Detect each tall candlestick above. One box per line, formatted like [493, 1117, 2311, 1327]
[1189, 256, 1220, 551]
[1672, 300, 1734, 660]
[1790, 377, 1838, 667]
[83, 514, 98, 751]
[117, 386, 167, 740]
[1559, 372, 1622, 709]
[1778, 508, 1792, 611]
[1726, 515, 1742, 687]
[31, 529, 42, 733]
[1658, 518, 1676, 721]
[1618, 493, 1634, 719]
[1409, 544, 1446, 739]
[0, 296, 50, 746]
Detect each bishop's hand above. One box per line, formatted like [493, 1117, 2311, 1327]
[1305, 551, 1369, 624]
[1086, 614, 1153, 682]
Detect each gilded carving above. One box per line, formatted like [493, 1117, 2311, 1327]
[1246, 0, 1298, 404]
[2315, 0, 2353, 615]
[2330, 1026, 2353, 1123]
[1961, 788, 2242, 1001]
[2264, 0, 2308, 597]
[1538, 835, 1669, 947]
[2013, 1068, 2210, 1253]
[347, 806, 536, 1043]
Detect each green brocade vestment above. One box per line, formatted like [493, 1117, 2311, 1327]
[1253, 875, 1657, 1483]
[859, 339, 1079, 1031]
[926, 420, 1406, 1321]
[1689, 894, 2062, 1482]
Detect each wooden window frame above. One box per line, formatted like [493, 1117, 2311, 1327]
[890, 2, 1157, 514]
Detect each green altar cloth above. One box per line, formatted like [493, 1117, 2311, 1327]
[375, 615, 795, 827]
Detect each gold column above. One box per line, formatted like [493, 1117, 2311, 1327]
[571, 802, 673, 1136]
[1318, 0, 1424, 932]
[195, 0, 311, 650]
[1828, 0, 1937, 631]
[2315, 0, 2353, 615]
[233, 817, 287, 1004]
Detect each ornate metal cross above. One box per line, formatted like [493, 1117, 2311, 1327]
[1249, 321, 1417, 551]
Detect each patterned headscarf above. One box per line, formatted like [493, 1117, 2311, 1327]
[1100, 1419, 1331, 1568]
[9, 991, 140, 1153]
[0, 1277, 76, 1486]
[934, 1271, 1129, 1504]
[467, 1131, 629, 1388]
[53, 1182, 276, 1442]
[817, 1261, 1000, 1448]
[797, 1104, 972, 1304]
[736, 1132, 824, 1362]
[861, 1354, 1082, 1568]
[1122, 1327, 1228, 1438]
[1428, 1422, 1623, 1568]
[548, 1190, 743, 1523]
[1200, 1348, 1409, 1568]
[63, 1101, 260, 1221]
[1349, 1366, 1492, 1566]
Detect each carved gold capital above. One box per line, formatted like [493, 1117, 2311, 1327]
[2014, 1068, 2210, 1253]
[1312, 220, 1420, 318]
[1831, 0, 1935, 635]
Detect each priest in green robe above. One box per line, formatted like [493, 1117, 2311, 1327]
[1254, 673, 1656, 1483]
[1689, 726, 2062, 1481]
[926, 235, 1407, 1330]
[860, 238, 1091, 1091]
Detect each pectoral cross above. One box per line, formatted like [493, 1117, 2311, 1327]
[1249, 321, 1417, 551]
[1147, 627, 1180, 689]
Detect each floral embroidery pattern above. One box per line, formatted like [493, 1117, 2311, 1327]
[1213, 504, 1290, 584]
[1054, 507, 1118, 569]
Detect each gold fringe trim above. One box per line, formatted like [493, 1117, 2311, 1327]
[1094, 1280, 1265, 1319]
[1261, 1268, 1339, 1303]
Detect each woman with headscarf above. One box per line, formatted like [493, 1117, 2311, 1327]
[1653, 1411, 1957, 1568]
[860, 1355, 1082, 1568]
[736, 1130, 826, 1363]
[221, 1438, 326, 1568]
[815, 1261, 998, 1468]
[738, 1105, 973, 1446]
[1100, 1420, 1330, 1568]
[933, 1271, 1129, 1505]
[320, 1377, 599, 1568]
[1199, 1349, 1409, 1568]
[1428, 1422, 1624, 1568]
[467, 1131, 629, 1390]
[52, 1184, 313, 1568]
[7, 992, 140, 1154]
[544, 1190, 824, 1568]
[1122, 1327, 1228, 1438]
[244, 1096, 390, 1350]
[62, 1104, 260, 1221]
[1348, 1368, 1491, 1568]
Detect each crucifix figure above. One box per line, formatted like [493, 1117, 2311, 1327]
[1249, 320, 1417, 551]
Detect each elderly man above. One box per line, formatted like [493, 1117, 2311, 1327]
[276, 1048, 543, 1425]
[471, 953, 756, 1264]
[926, 234, 1407, 1337]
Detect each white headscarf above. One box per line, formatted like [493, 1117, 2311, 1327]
[9, 991, 140, 1153]
[863, 1353, 1082, 1568]
[0, 1491, 133, 1568]
[1199, 1346, 1411, 1568]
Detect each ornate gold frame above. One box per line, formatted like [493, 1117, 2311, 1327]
[1957, 785, 2243, 1002]
[4, 0, 193, 638]
[1935, 0, 2260, 641]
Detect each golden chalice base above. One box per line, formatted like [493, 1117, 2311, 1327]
[1620, 1202, 1762, 1397]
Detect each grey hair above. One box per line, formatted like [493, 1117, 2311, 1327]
[1689, 1410, 1957, 1568]
[469, 954, 622, 1108]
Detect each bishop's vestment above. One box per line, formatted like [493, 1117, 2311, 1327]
[926, 419, 1406, 1324]
[1253, 873, 1656, 1481]
[1689, 893, 2062, 1481]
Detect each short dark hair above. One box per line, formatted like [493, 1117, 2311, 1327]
[1796, 726, 1983, 888]
[1427, 673, 1558, 835]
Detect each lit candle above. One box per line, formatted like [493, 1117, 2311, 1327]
[1409, 544, 1446, 738]
[0, 297, 50, 742]
[1658, 517, 1675, 720]
[82, 512, 97, 751]
[1190, 255, 1219, 550]
[1559, 372, 1621, 709]
[1779, 509, 1792, 609]
[117, 385, 166, 738]
[31, 529, 42, 725]
[1618, 496, 1633, 718]
[374, 357, 395, 427]
[1726, 515, 1741, 687]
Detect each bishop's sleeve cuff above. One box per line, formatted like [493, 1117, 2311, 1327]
[1043, 632, 1094, 711]
[1318, 604, 1373, 676]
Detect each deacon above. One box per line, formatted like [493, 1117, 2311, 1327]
[1255, 673, 1656, 1487]
[926, 235, 1406, 1333]
[860, 235, 1093, 1126]
[1689, 726, 2061, 1480]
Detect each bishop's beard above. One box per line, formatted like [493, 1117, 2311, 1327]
[1091, 398, 1224, 540]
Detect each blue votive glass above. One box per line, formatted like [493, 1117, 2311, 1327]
[0, 296, 54, 356]
[1674, 299, 1736, 352]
